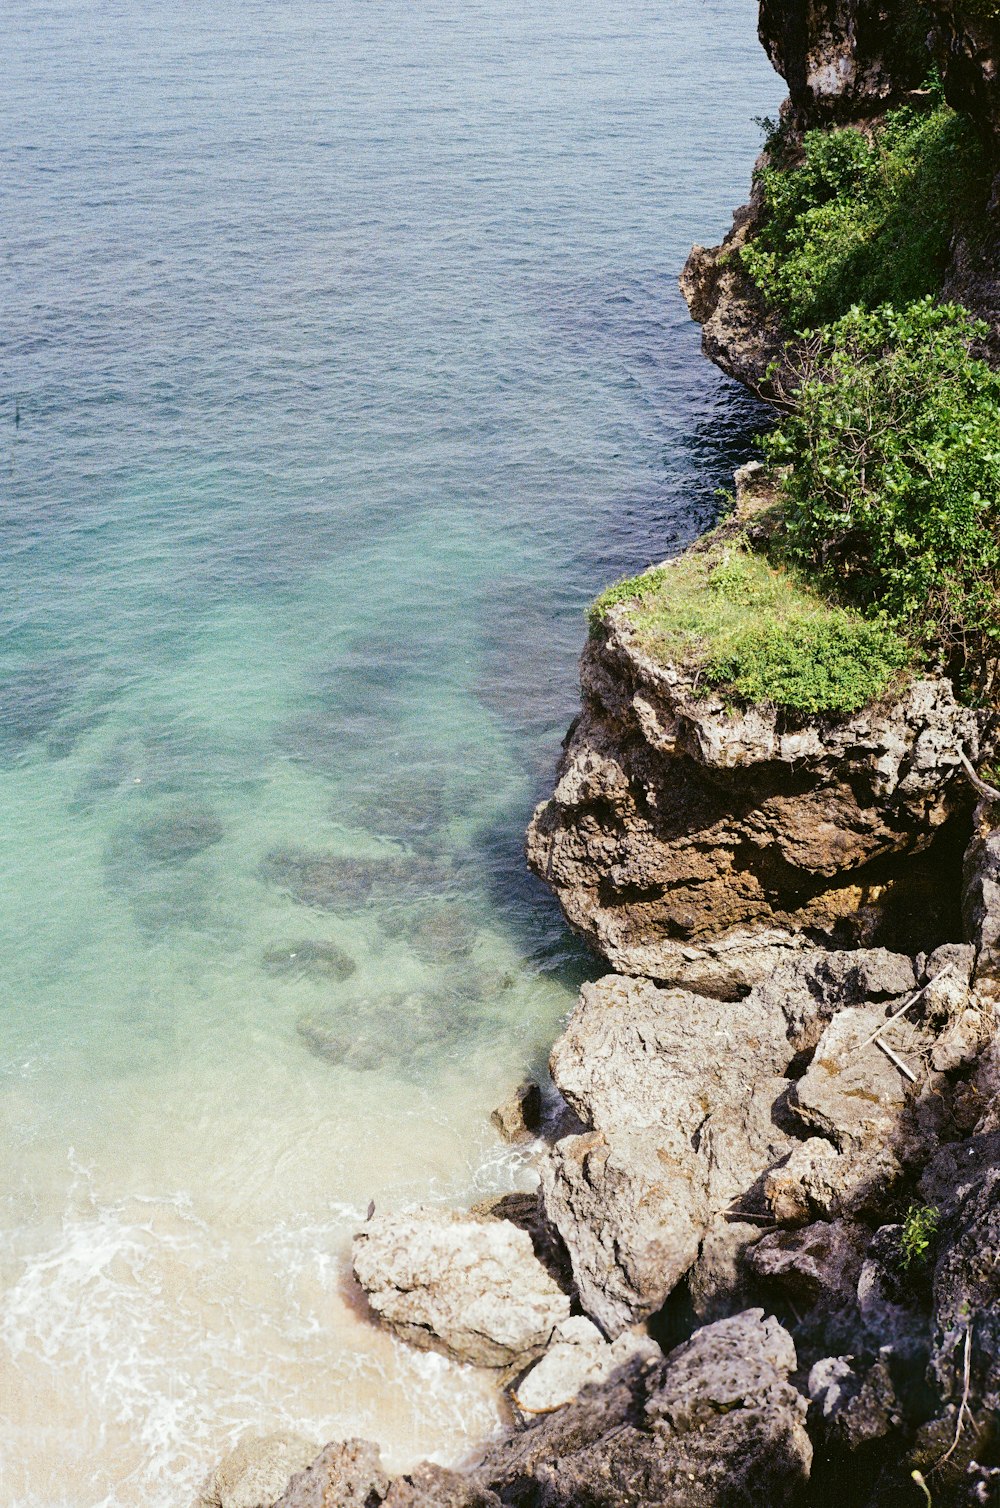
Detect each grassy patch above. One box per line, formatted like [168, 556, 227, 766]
[742, 97, 988, 328]
[590, 546, 912, 715]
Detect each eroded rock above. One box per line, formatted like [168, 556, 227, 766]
[352, 1208, 570, 1368]
[539, 973, 795, 1335]
[272, 1439, 389, 1508]
[197, 1432, 321, 1508]
[527, 599, 978, 988]
[510, 1317, 659, 1419]
[491, 1310, 812, 1508]
[748, 1219, 869, 1307]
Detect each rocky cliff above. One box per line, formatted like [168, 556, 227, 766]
[526, 580, 979, 994]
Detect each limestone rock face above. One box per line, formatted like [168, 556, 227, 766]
[930, 2, 1000, 150]
[484, 1310, 811, 1508]
[963, 802, 1000, 994]
[527, 604, 977, 988]
[198, 1434, 321, 1508]
[539, 973, 796, 1335]
[680, 207, 787, 397]
[351, 1208, 570, 1368]
[759, 0, 935, 124]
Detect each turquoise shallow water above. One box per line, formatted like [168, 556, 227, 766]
[1, 2, 781, 1502]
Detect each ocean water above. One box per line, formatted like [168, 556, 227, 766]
[0, 3, 782, 1503]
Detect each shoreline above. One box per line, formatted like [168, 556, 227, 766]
[203, 4, 1000, 1506]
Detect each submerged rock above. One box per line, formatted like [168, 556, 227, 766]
[527, 596, 978, 988]
[296, 984, 497, 1078]
[119, 804, 225, 867]
[260, 847, 440, 910]
[197, 1432, 320, 1508]
[351, 1207, 570, 1368]
[261, 939, 356, 982]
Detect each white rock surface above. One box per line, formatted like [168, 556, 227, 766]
[352, 1208, 570, 1368]
[511, 1317, 658, 1418]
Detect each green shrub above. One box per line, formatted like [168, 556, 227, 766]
[742, 99, 987, 327]
[764, 299, 1000, 660]
[900, 1203, 940, 1269]
[589, 546, 911, 715]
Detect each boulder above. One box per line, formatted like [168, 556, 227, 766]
[272, 1439, 388, 1508]
[748, 1219, 868, 1307]
[490, 1080, 542, 1143]
[527, 595, 978, 988]
[688, 1217, 763, 1322]
[382, 1464, 500, 1508]
[765, 1138, 844, 1224]
[790, 1006, 927, 1151]
[539, 973, 796, 1335]
[197, 1433, 321, 1508]
[510, 1317, 659, 1419]
[352, 1208, 570, 1368]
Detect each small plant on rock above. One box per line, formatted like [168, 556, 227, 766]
[900, 1203, 940, 1269]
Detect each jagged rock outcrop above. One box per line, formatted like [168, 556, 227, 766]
[351, 1208, 570, 1368]
[537, 950, 923, 1336]
[480, 1309, 812, 1507]
[680, 204, 787, 397]
[539, 972, 796, 1334]
[527, 593, 979, 991]
[759, 1, 936, 125]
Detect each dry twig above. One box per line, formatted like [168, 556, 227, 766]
[935, 1324, 974, 1471]
[960, 750, 1000, 804]
[854, 964, 955, 1053]
[874, 1035, 917, 1082]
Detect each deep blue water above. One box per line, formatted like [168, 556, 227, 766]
[0, 3, 782, 1502]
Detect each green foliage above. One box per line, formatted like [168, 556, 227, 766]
[900, 1203, 941, 1269]
[588, 546, 911, 715]
[764, 299, 1000, 659]
[704, 614, 910, 714]
[742, 99, 987, 328]
[588, 565, 672, 627]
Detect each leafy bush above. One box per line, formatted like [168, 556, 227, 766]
[742, 99, 987, 327]
[764, 299, 1000, 660]
[900, 1203, 940, 1269]
[589, 546, 911, 714]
